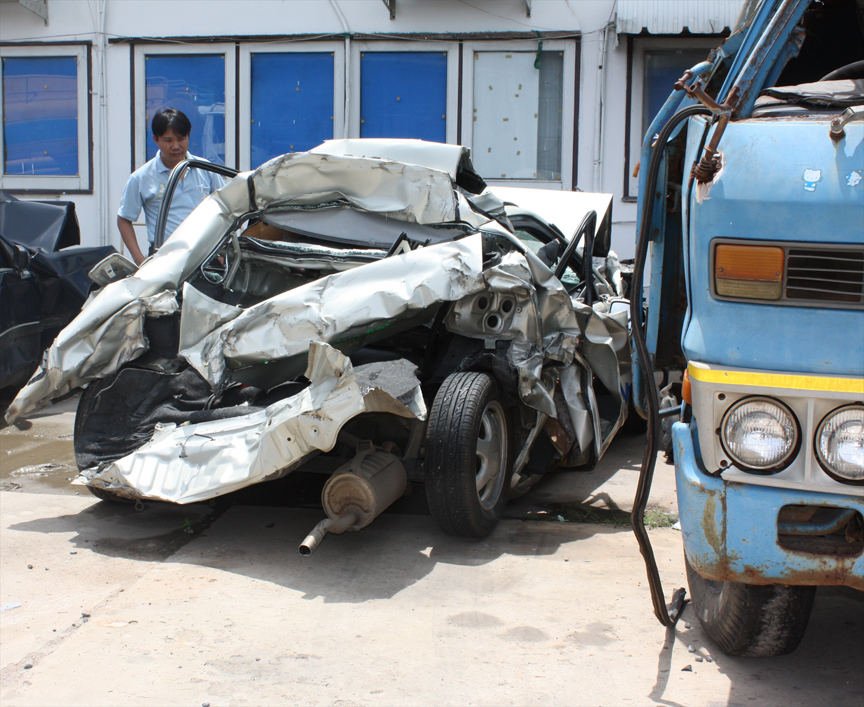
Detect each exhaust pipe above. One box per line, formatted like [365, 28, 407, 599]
[299, 512, 357, 556]
[299, 444, 407, 556]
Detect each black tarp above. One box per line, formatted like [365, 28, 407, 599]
[0, 193, 80, 252]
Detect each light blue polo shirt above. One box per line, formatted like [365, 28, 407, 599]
[118, 152, 224, 243]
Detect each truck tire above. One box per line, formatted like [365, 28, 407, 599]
[425, 372, 511, 538]
[685, 554, 815, 657]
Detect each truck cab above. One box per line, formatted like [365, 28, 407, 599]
[636, 0, 864, 655]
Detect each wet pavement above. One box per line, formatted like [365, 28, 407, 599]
[1, 394, 79, 496]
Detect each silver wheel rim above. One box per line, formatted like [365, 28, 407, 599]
[475, 400, 507, 511]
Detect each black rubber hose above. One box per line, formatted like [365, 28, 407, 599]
[629, 104, 712, 627]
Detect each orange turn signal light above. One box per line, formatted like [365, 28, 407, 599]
[682, 370, 691, 405]
[714, 244, 784, 300]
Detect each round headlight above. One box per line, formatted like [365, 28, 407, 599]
[816, 405, 864, 484]
[721, 397, 799, 471]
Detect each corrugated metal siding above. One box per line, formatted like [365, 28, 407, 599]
[616, 0, 747, 35]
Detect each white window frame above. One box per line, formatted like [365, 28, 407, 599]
[0, 43, 91, 192]
[133, 43, 237, 170]
[238, 42, 345, 172]
[461, 39, 576, 190]
[348, 40, 459, 144]
[625, 36, 718, 198]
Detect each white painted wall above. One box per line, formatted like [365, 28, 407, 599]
[0, 0, 728, 260]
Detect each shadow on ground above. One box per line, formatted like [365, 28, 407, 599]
[7, 465, 630, 604]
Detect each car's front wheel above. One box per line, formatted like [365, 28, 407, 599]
[685, 553, 815, 656]
[425, 372, 511, 538]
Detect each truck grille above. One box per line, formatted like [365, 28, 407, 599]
[785, 248, 864, 306]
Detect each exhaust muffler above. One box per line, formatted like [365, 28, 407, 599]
[299, 443, 407, 556]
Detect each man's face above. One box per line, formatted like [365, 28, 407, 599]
[153, 128, 189, 170]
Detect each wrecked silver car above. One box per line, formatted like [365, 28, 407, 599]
[5, 139, 633, 552]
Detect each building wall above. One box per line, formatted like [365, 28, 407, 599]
[0, 0, 736, 259]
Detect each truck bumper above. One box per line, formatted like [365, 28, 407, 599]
[672, 420, 864, 590]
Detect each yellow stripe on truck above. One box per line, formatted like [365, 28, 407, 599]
[687, 363, 864, 394]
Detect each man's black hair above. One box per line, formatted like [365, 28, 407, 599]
[152, 108, 192, 138]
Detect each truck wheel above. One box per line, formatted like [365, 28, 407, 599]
[685, 554, 815, 657]
[425, 372, 511, 538]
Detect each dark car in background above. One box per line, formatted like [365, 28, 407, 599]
[0, 193, 115, 394]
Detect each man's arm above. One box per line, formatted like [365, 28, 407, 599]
[117, 216, 146, 266]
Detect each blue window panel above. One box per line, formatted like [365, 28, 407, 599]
[642, 49, 707, 135]
[251, 53, 334, 168]
[2, 56, 78, 176]
[360, 53, 446, 142]
[145, 55, 225, 164]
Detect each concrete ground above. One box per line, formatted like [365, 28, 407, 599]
[1, 396, 862, 706]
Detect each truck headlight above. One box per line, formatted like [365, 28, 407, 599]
[721, 397, 799, 471]
[816, 405, 864, 484]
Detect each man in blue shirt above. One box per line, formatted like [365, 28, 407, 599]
[118, 108, 223, 265]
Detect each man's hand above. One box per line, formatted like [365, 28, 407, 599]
[117, 216, 146, 266]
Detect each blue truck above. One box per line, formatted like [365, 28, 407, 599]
[631, 0, 864, 656]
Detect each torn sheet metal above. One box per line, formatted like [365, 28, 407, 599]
[75, 343, 425, 504]
[6, 151, 493, 423]
[182, 234, 486, 393]
[559, 364, 594, 456]
[5, 195, 235, 422]
[445, 248, 582, 417]
[6, 137, 633, 516]
[574, 300, 632, 453]
[6, 291, 178, 419]
[178, 283, 243, 353]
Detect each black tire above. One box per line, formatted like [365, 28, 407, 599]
[425, 372, 511, 538]
[685, 553, 815, 657]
